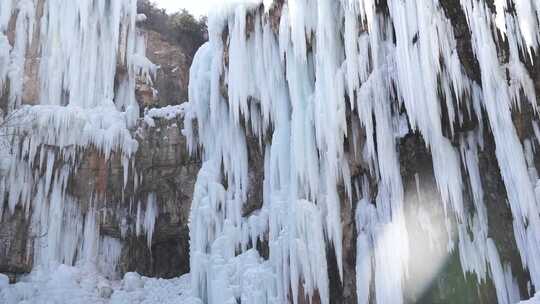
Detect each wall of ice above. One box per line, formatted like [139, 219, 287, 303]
[184, 0, 540, 303]
[2, 0, 540, 303]
[0, 0, 158, 274]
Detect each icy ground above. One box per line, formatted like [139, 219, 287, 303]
[1, 264, 538, 304]
[0, 265, 201, 304]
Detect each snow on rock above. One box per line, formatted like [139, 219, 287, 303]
[146, 105, 186, 120]
[144, 104, 186, 127]
[123, 272, 144, 292]
[136, 14, 148, 23]
[98, 281, 114, 299]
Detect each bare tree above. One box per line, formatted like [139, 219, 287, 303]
[0, 107, 31, 150]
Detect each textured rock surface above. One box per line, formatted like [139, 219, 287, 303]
[143, 29, 191, 107]
[70, 115, 198, 279]
[0, 208, 32, 283]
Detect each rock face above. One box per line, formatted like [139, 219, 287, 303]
[67, 114, 199, 279]
[140, 29, 191, 107]
[0, 208, 32, 283]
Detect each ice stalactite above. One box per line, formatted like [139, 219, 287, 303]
[143, 193, 159, 248]
[185, 0, 540, 303]
[0, 0, 156, 273]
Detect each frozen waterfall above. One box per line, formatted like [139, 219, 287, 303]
[184, 0, 540, 303]
[1, 0, 540, 303]
[0, 0, 156, 274]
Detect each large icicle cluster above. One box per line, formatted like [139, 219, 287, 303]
[185, 0, 540, 303]
[0, 0, 158, 273]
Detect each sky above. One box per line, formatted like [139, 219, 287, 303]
[154, 0, 212, 17]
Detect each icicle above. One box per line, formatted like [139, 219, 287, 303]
[136, 200, 142, 237]
[356, 199, 375, 304]
[143, 192, 158, 249]
[460, 0, 540, 289]
[98, 236, 123, 278]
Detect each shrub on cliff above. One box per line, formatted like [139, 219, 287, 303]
[137, 0, 207, 59]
